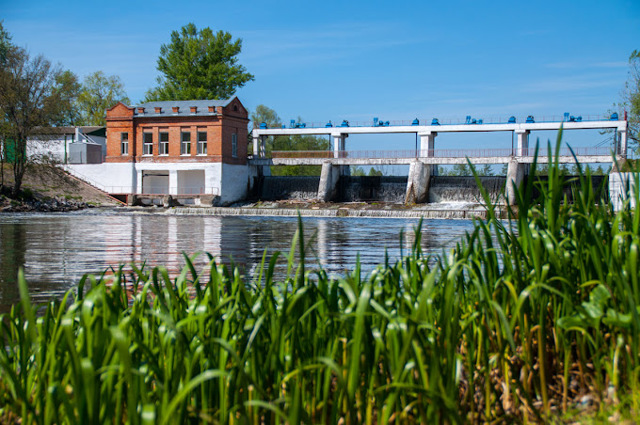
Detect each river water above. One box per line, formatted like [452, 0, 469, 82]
[0, 210, 475, 313]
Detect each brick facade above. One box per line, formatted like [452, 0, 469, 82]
[105, 97, 249, 165]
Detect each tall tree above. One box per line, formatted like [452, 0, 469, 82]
[613, 50, 640, 152]
[145, 23, 254, 102]
[0, 30, 76, 195]
[625, 50, 640, 149]
[251, 104, 282, 129]
[77, 71, 130, 126]
[0, 21, 12, 189]
[53, 70, 81, 126]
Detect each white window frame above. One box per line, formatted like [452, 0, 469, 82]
[159, 131, 169, 155]
[121, 132, 129, 155]
[143, 132, 153, 155]
[181, 131, 191, 155]
[197, 131, 207, 155]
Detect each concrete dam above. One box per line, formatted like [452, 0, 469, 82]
[253, 174, 609, 205]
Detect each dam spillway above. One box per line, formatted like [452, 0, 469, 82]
[255, 174, 609, 205]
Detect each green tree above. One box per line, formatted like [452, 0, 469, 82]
[0, 21, 12, 189]
[53, 70, 81, 126]
[613, 50, 640, 152]
[77, 71, 130, 126]
[251, 104, 282, 129]
[0, 25, 78, 195]
[145, 23, 254, 102]
[626, 50, 640, 149]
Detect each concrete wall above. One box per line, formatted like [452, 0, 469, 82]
[609, 173, 638, 211]
[27, 137, 69, 162]
[65, 162, 137, 193]
[221, 163, 250, 204]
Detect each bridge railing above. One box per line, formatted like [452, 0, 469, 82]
[254, 114, 616, 129]
[270, 146, 617, 159]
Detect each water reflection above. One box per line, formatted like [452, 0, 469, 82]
[0, 212, 474, 312]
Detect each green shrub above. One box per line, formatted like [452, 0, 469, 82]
[1, 132, 639, 424]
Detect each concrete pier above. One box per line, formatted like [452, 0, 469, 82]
[318, 162, 341, 201]
[405, 161, 433, 204]
[506, 160, 525, 205]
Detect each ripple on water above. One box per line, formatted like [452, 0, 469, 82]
[0, 211, 474, 312]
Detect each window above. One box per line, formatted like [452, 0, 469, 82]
[121, 132, 129, 155]
[143, 132, 153, 155]
[197, 131, 207, 155]
[231, 133, 238, 157]
[181, 131, 191, 155]
[159, 131, 169, 155]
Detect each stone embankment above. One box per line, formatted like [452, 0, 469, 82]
[0, 195, 93, 212]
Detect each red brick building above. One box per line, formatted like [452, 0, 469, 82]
[99, 97, 251, 203]
[106, 97, 248, 165]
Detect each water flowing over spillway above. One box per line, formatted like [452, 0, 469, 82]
[428, 176, 506, 204]
[259, 176, 320, 200]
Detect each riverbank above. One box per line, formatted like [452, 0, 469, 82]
[0, 162, 122, 212]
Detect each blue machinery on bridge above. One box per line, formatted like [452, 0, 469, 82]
[250, 113, 629, 205]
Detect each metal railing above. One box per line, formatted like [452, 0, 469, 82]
[253, 113, 618, 129]
[63, 167, 220, 196]
[140, 187, 219, 196]
[270, 147, 618, 159]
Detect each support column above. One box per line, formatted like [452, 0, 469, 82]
[318, 162, 341, 202]
[259, 136, 266, 157]
[515, 130, 530, 157]
[332, 134, 348, 158]
[418, 132, 437, 157]
[506, 159, 525, 205]
[169, 170, 178, 195]
[252, 135, 260, 157]
[136, 170, 143, 194]
[619, 129, 628, 158]
[405, 160, 433, 204]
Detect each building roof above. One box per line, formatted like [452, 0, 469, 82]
[132, 98, 236, 118]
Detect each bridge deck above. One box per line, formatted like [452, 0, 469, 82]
[252, 119, 626, 137]
[249, 148, 618, 166]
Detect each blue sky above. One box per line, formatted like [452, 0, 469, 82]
[2, 0, 639, 153]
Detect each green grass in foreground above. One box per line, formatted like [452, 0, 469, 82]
[1, 132, 640, 424]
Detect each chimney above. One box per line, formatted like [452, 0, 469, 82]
[155, 107, 162, 114]
[190, 106, 197, 113]
[172, 106, 180, 113]
[137, 107, 145, 114]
